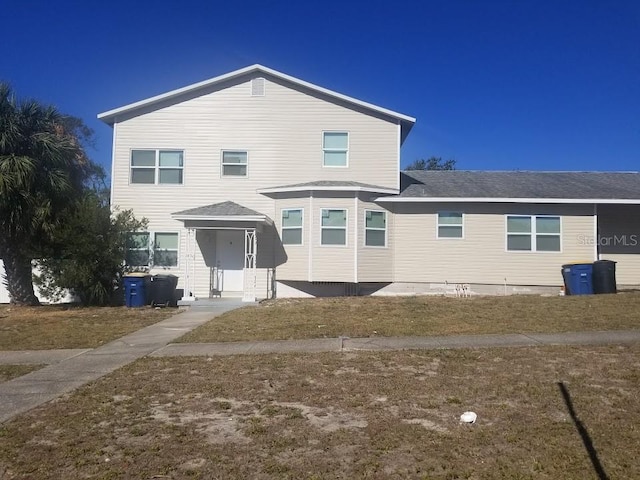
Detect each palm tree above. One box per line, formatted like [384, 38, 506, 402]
[0, 83, 91, 305]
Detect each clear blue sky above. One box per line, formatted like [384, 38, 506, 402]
[2, 0, 639, 174]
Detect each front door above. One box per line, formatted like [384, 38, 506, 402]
[215, 230, 244, 292]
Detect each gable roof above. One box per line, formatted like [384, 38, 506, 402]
[97, 64, 416, 140]
[258, 180, 398, 195]
[376, 171, 640, 204]
[172, 201, 269, 222]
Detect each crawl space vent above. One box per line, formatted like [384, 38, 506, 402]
[251, 77, 265, 96]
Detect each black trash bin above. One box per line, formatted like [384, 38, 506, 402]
[148, 274, 179, 307]
[592, 260, 617, 294]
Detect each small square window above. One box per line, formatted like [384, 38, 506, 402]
[222, 151, 248, 177]
[282, 209, 303, 245]
[321, 209, 347, 245]
[322, 132, 348, 167]
[365, 210, 386, 247]
[437, 212, 463, 238]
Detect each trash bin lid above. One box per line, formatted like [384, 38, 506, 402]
[124, 272, 149, 277]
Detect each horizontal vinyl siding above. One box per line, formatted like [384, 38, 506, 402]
[274, 198, 310, 281]
[392, 203, 595, 286]
[358, 197, 393, 282]
[311, 196, 356, 282]
[598, 204, 640, 285]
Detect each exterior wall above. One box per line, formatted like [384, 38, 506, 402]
[274, 196, 311, 282]
[110, 73, 399, 295]
[391, 203, 595, 287]
[598, 204, 640, 285]
[357, 195, 393, 282]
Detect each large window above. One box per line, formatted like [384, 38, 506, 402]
[282, 209, 303, 245]
[125, 232, 179, 267]
[222, 151, 248, 176]
[130, 150, 183, 184]
[322, 132, 348, 167]
[506, 215, 561, 252]
[365, 210, 386, 247]
[437, 212, 463, 238]
[321, 209, 347, 245]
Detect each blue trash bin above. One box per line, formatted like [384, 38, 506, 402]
[561, 263, 594, 295]
[123, 275, 148, 307]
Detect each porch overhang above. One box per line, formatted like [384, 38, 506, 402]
[171, 201, 273, 225]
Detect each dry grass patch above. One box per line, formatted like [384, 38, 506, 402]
[1, 345, 639, 479]
[179, 293, 640, 343]
[0, 305, 177, 350]
[0, 364, 43, 383]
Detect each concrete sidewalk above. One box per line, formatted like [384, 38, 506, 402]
[0, 300, 245, 424]
[151, 329, 640, 357]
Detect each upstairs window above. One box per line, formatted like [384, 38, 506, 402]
[506, 215, 561, 252]
[322, 132, 348, 167]
[321, 209, 347, 245]
[222, 150, 248, 177]
[281, 209, 303, 245]
[365, 210, 387, 247]
[130, 150, 183, 184]
[437, 212, 463, 238]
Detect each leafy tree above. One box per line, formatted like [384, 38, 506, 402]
[405, 157, 456, 171]
[35, 191, 147, 306]
[0, 83, 94, 305]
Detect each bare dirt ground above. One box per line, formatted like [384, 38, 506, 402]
[1, 344, 638, 479]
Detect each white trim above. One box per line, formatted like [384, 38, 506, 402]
[171, 214, 268, 222]
[593, 204, 600, 260]
[129, 148, 184, 186]
[436, 211, 464, 240]
[320, 208, 348, 247]
[396, 123, 401, 191]
[280, 208, 304, 246]
[505, 215, 562, 253]
[308, 192, 314, 282]
[363, 209, 388, 248]
[322, 131, 349, 168]
[97, 64, 416, 125]
[354, 195, 358, 282]
[221, 150, 249, 178]
[258, 185, 399, 195]
[375, 196, 640, 204]
[110, 122, 117, 206]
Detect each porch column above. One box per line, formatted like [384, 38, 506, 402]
[181, 227, 197, 301]
[243, 228, 257, 302]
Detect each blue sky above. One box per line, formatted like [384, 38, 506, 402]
[2, 0, 639, 174]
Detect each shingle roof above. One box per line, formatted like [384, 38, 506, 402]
[172, 201, 264, 217]
[398, 171, 640, 200]
[258, 180, 397, 193]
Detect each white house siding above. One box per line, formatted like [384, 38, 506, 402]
[110, 73, 399, 296]
[391, 203, 595, 287]
[598, 204, 640, 285]
[357, 196, 393, 282]
[274, 196, 311, 282]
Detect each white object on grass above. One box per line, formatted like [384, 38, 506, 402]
[460, 411, 477, 424]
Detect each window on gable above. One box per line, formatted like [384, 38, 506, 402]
[437, 212, 463, 238]
[506, 215, 561, 252]
[222, 151, 248, 177]
[130, 150, 183, 185]
[125, 232, 179, 267]
[281, 209, 303, 245]
[365, 210, 386, 247]
[322, 132, 348, 167]
[321, 209, 347, 245]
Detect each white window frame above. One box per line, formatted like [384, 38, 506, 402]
[364, 210, 387, 248]
[320, 208, 348, 246]
[437, 212, 464, 239]
[221, 150, 249, 178]
[125, 231, 180, 268]
[130, 149, 184, 185]
[125, 232, 151, 267]
[505, 215, 562, 253]
[322, 131, 349, 168]
[281, 208, 304, 246]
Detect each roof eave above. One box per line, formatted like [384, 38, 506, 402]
[171, 214, 270, 223]
[97, 64, 416, 126]
[374, 197, 640, 204]
[258, 185, 399, 195]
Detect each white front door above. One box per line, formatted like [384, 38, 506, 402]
[215, 230, 244, 292]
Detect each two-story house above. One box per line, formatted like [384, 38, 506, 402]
[97, 64, 640, 302]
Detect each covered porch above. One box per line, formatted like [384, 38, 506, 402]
[172, 201, 275, 302]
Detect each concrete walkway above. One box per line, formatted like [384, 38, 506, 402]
[0, 300, 245, 424]
[1, 314, 639, 424]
